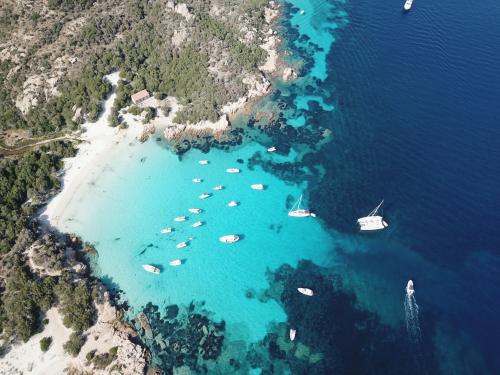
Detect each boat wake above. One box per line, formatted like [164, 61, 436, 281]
[404, 280, 427, 374]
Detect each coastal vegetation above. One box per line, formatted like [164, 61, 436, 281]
[40, 336, 52, 352]
[63, 331, 86, 357]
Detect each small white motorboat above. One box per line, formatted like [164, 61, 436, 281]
[289, 328, 297, 341]
[199, 160, 209, 165]
[192, 221, 204, 228]
[226, 168, 240, 173]
[227, 201, 238, 207]
[310, 212, 317, 218]
[176, 241, 188, 249]
[143, 264, 160, 274]
[174, 216, 187, 222]
[160, 227, 173, 234]
[357, 200, 388, 231]
[199, 193, 211, 199]
[288, 194, 310, 218]
[169, 259, 182, 266]
[406, 280, 414, 297]
[213, 185, 224, 191]
[267, 146, 277, 152]
[297, 287, 314, 296]
[251, 184, 265, 190]
[403, 0, 413, 11]
[299, 9, 305, 14]
[188, 208, 202, 214]
[219, 235, 240, 243]
[192, 178, 202, 183]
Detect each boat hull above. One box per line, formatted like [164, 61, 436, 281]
[219, 235, 240, 243]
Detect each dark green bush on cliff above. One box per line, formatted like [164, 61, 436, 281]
[63, 332, 86, 356]
[40, 336, 53, 352]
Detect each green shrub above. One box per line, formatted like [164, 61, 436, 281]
[40, 336, 52, 352]
[63, 332, 86, 357]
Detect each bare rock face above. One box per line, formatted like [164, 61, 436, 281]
[243, 74, 271, 98]
[72, 262, 87, 274]
[282, 67, 298, 81]
[166, 2, 194, 21]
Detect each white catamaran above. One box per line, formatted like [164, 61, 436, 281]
[288, 194, 311, 218]
[357, 200, 388, 231]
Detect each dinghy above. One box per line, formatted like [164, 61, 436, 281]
[199, 193, 211, 199]
[227, 201, 238, 207]
[160, 227, 173, 234]
[297, 287, 314, 296]
[288, 194, 311, 218]
[143, 264, 160, 274]
[188, 208, 202, 214]
[176, 241, 188, 249]
[251, 184, 265, 190]
[174, 216, 187, 222]
[219, 235, 240, 243]
[192, 221, 204, 228]
[192, 178, 202, 183]
[199, 160, 209, 165]
[289, 328, 297, 341]
[226, 168, 240, 173]
[357, 200, 388, 231]
[169, 259, 182, 266]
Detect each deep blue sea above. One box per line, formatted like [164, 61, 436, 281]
[54, 0, 500, 373]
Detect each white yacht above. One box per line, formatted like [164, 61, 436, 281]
[226, 168, 240, 173]
[227, 201, 238, 207]
[289, 328, 297, 341]
[199, 160, 209, 165]
[160, 227, 173, 234]
[192, 221, 204, 228]
[297, 287, 314, 296]
[357, 200, 388, 231]
[267, 146, 277, 152]
[176, 241, 188, 249]
[406, 280, 414, 297]
[288, 194, 311, 218]
[169, 259, 182, 266]
[251, 184, 265, 190]
[213, 185, 224, 191]
[219, 234, 240, 243]
[299, 9, 305, 14]
[192, 178, 202, 183]
[174, 216, 187, 222]
[188, 208, 202, 214]
[142, 264, 160, 274]
[404, 0, 413, 11]
[199, 193, 211, 199]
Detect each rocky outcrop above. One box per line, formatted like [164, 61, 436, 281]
[282, 67, 298, 81]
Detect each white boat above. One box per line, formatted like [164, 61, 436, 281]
[192, 221, 204, 228]
[142, 264, 160, 274]
[219, 235, 240, 243]
[403, 0, 413, 11]
[188, 208, 202, 214]
[267, 146, 277, 152]
[251, 184, 265, 190]
[176, 241, 188, 249]
[406, 280, 414, 297]
[169, 259, 182, 266]
[299, 9, 305, 14]
[213, 185, 224, 191]
[199, 160, 209, 165]
[289, 328, 297, 341]
[357, 200, 389, 231]
[192, 178, 202, 183]
[226, 168, 240, 173]
[288, 194, 311, 218]
[297, 287, 314, 296]
[160, 227, 173, 234]
[174, 216, 187, 222]
[199, 193, 211, 199]
[310, 212, 317, 218]
[227, 201, 238, 207]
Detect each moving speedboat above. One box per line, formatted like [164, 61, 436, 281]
[143, 264, 160, 274]
[226, 168, 240, 173]
[219, 235, 240, 243]
[213, 185, 224, 191]
[176, 241, 188, 249]
[251, 184, 265, 190]
[174, 216, 187, 222]
[289, 328, 297, 341]
[288, 194, 311, 218]
[406, 280, 414, 297]
[169, 259, 182, 266]
[227, 201, 238, 207]
[188, 208, 202, 214]
[192, 178, 202, 183]
[267, 146, 277, 152]
[192, 221, 204, 228]
[199, 193, 211, 199]
[199, 160, 209, 165]
[357, 200, 388, 231]
[297, 287, 314, 296]
[160, 227, 173, 234]
[404, 0, 413, 11]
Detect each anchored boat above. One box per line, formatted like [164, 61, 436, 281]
[160, 227, 173, 234]
[219, 235, 240, 243]
[142, 264, 160, 274]
[169, 259, 182, 267]
[199, 193, 211, 199]
[251, 184, 265, 190]
[288, 194, 310, 218]
[192, 221, 204, 228]
[192, 178, 202, 183]
[176, 241, 188, 249]
[174, 216, 187, 222]
[357, 200, 388, 231]
[188, 208, 202, 214]
[289, 328, 297, 341]
[199, 160, 209, 165]
[267, 146, 276, 152]
[226, 168, 240, 173]
[213, 185, 224, 190]
[227, 201, 238, 207]
[404, 0, 413, 11]
[297, 287, 314, 296]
